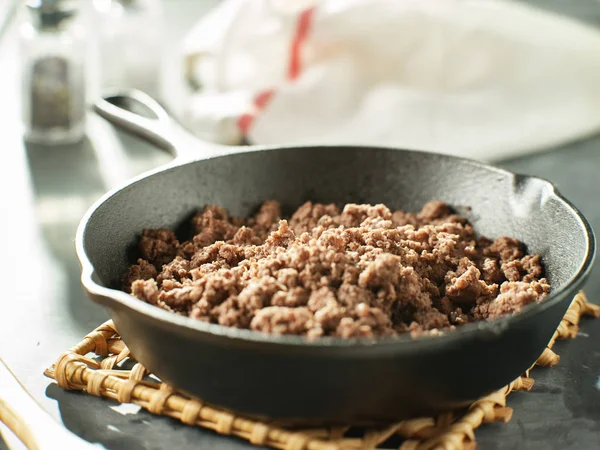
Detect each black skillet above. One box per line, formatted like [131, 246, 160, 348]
[77, 89, 595, 425]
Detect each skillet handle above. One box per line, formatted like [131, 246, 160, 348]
[0, 358, 98, 450]
[93, 88, 222, 160]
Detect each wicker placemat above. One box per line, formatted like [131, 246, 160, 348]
[44, 291, 599, 450]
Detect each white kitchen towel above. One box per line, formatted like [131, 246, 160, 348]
[180, 0, 600, 161]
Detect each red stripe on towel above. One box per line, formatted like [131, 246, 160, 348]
[288, 7, 315, 80]
[237, 6, 316, 137]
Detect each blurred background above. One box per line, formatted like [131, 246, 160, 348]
[4, 0, 600, 159]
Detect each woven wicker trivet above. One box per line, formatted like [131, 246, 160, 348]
[44, 291, 599, 450]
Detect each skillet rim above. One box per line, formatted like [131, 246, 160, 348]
[75, 145, 596, 349]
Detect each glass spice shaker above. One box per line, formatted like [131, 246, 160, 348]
[20, 0, 88, 145]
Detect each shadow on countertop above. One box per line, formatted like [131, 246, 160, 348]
[44, 383, 266, 450]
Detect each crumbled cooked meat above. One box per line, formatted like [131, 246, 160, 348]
[335, 303, 393, 338]
[289, 201, 340, 235]
[192, 205, 240, 248]
[501, 254, 544, 283]
[123, 258, 158, 292]
[337, 283, 375, 308]
[271, 287, 309, 307]
[251, 306, 315, 335]
[124, 200, 550, 338]
[449, 307, 468, 326]
[391, 209, 419, 227]
[139, 229, 179, 268]
[474, 279, 550, 320]
[131, 279, 159, 305]
[231, 226, 262, 246]
[412, 309, 451, 330]
[251, 200, 282, 238]
[158, 285, 202, 312]
[340, 203, 392, 228]
[444, 258, 498, 304]
[485, 236, 523, 262]
[480, 258, 503, 284]
[157, 256, 190, 285]
[417, 200, 450, 221]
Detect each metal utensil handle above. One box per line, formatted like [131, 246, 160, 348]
[0, 358, 97, 449]
[93, 88, 216, 160]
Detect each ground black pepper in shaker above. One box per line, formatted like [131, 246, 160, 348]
[20, 0, 87, 145]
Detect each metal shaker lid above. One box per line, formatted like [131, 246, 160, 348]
[26, 0, 78, 29]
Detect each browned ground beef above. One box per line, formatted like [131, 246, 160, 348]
[123, 201, 550, 338]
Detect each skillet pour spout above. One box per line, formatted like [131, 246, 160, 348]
[76, 89, 595, 423]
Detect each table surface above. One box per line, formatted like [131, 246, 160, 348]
[2, 1, 600, 450]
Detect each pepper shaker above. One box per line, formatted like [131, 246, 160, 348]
[20, 0, 88, 145]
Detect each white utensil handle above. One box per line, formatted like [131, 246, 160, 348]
[0, 358, 97, 450]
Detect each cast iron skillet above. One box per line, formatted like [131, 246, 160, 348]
[78, 89, 595, 425]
